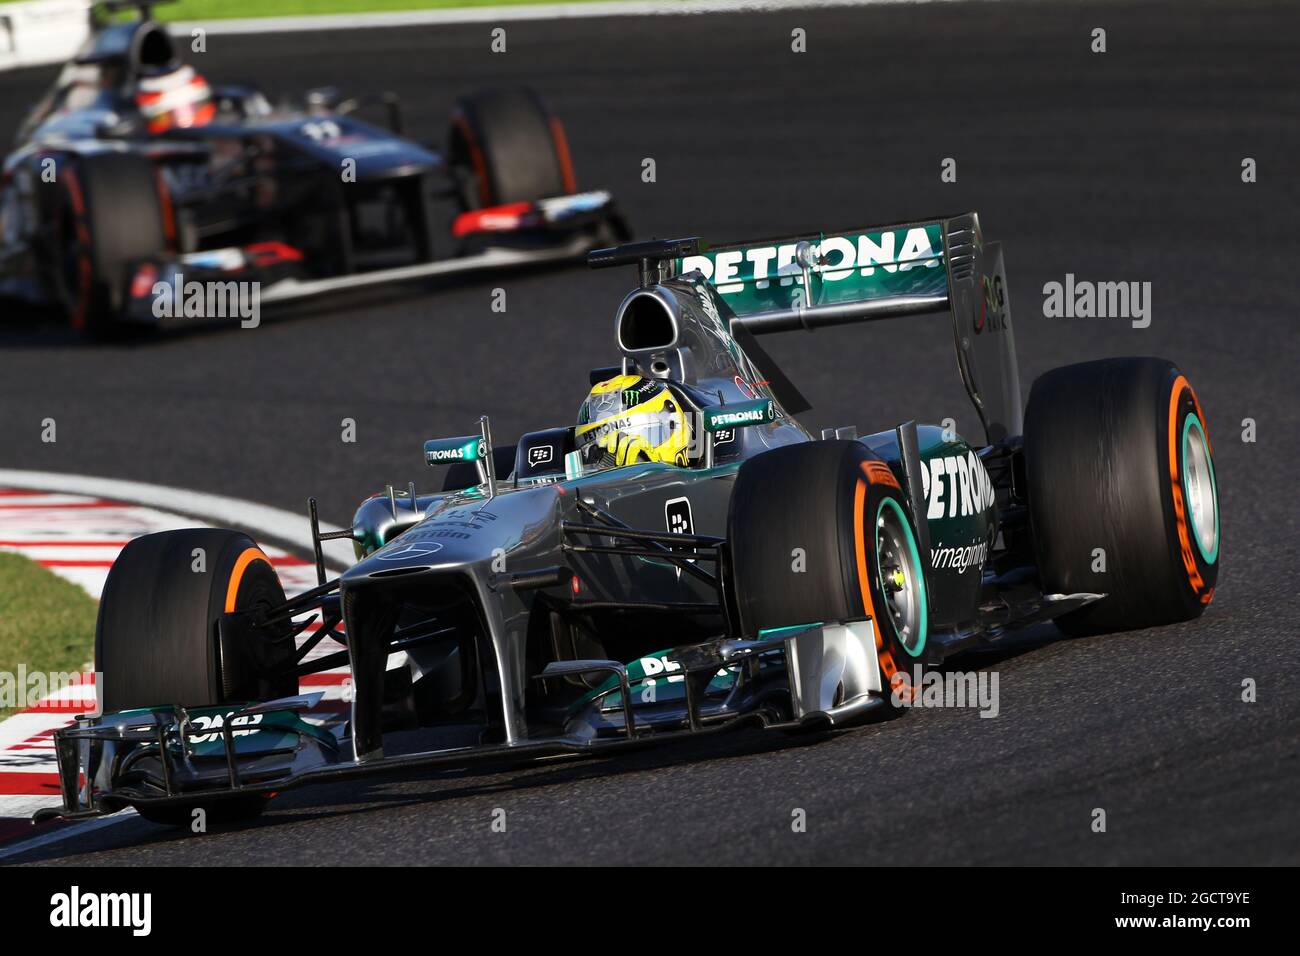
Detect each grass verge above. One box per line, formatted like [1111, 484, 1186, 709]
[0, 552, 97, 720]
[157, 0, 622, 21]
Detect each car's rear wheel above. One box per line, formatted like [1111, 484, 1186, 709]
[447, 87, 575, 208]
[46, 152, 168, 339]
[96, 529, 297, 826]
[727, 440, 929, 715]
[1024, 357, 1220, 635]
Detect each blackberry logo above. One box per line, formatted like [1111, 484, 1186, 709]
[665, 497, 693, 536]
[664, 496, 696, 577]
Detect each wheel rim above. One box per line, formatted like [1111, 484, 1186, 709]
[1181, 414, 1219, 564]
[874, 497, 928, 657]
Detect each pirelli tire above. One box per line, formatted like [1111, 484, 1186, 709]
[726, 440, 930, 716]
[45, 151, 168, 339]
[1024, 357, 1220, 636]
[447, 87, 576, 208]
[95, 529, 297, 826]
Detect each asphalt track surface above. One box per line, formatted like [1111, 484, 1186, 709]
[2, 0, 1298, 865]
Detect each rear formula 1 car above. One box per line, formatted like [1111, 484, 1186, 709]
[0, 1, 626, 337]
[38, 211, 1221, 827]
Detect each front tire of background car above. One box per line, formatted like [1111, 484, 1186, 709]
[1024, 357, 1220, 636]
[96, 529, 297, 826]
[447, 87, 576, 208]
[727, 440, 929, 717]
[46, 152, 168, 340]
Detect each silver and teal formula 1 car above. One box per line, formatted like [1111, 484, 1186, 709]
[40, 212, 1220, 827]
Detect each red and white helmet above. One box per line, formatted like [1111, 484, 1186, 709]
[135, 65, 215, 133]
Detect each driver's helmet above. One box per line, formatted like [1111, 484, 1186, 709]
[135, 65, 215, 133]
[576, 374, 691, 468]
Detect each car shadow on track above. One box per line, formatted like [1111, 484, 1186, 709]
[3, 626, 1074, 863]
[2, 725, 835, 864]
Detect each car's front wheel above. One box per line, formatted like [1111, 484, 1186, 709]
[726, 440, 929, 715]
[44, 151, 167, 339]
[96, 529, 298, 827]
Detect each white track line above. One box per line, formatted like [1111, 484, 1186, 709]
[0, 469, 354, 571]
[173, 0, 962, 36]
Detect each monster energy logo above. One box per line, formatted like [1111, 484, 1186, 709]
[622, 389, 640, 408]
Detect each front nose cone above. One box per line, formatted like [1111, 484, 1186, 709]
[344, 532, 477, 582]
[347, 540, 451, 580]
[344, 483, 564, 583]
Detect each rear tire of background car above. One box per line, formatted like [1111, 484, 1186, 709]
[727, 440, 929, 716]
[447, 87, 575, 208]
[47, 152, 168, 339]
[1024, 357, 1220, 636]
[96, 530, 296, 827]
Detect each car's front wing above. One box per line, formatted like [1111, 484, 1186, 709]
[35, 619, 884, 823]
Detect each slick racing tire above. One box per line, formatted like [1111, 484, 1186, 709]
[727, 440, 930, 715]
[447, 87, 576, 208]
[96, 530, 296, 827]
[96, 529, 297, 714]
[1024, 357, 1220, 636]
[46, 151, 167, 339]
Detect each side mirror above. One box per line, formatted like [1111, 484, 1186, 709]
[701, 398, 778, 433]
[94, 115, 137, 139]
[423, 435, 485, 466]
[305, 86, 343, 114]
[698, 399, 779, 468]
[423, 416, 498, 496]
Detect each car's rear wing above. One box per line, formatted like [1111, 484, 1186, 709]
[589, 215, 1020, 443]
[677, 219, 950, 328]
[671, 213, 1022, 444]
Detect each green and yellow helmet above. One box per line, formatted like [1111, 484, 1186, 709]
[575, 374, 692, 468]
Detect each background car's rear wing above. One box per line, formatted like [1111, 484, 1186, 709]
[673, 213, 1022, 444]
